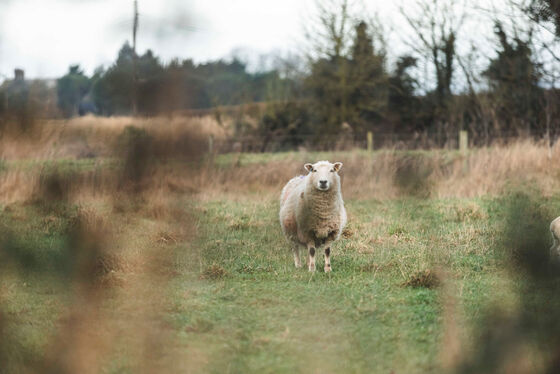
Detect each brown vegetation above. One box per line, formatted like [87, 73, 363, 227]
[1, 117, 560, 206]
[0, 115, 227, 160]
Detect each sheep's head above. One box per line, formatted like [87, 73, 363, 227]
[304, 161, 343, 192]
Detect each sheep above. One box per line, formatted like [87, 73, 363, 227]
[279, 161, 347, 272]
[551, 217, 560, 259]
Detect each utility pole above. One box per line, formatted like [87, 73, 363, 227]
[132, 0, 139, 116]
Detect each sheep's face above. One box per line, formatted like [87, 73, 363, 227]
[304, 161, 343, 192]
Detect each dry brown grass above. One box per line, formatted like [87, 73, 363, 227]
[2, 136, 560, 206]
[2, 117, 559, 203]
[190, 140, 560, 200]
[0, 114, 228, 160]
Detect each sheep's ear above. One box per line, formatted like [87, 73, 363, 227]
[333, 162, 343, 172]
[304, 163, 314, 172]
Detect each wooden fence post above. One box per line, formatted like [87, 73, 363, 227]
[208, 135, 214, 155]
[367, 131, 373, 152]
[459, 130, 468, 153]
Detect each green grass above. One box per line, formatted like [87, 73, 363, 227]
[1, 174, 560, 372]
[165, 197, 502, 373]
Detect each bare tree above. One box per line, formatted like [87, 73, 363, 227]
[511, 0, 560, 86]
[456, 44, 499, 145]
[398, 0, 467, 146]
[400, 0, 466, 104]
[303, 0, 358, 131]
[304, 0, 357, 60]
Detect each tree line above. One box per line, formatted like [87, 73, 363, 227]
[2, 0, 560, 149]
[57, 43, 287, 117]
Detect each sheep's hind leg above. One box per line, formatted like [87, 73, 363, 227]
[292, 244, 302, 268]
[324, 247, 332, 273]
[307, 245, 316, 272]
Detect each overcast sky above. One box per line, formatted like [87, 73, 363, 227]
[0, 0, 551, 86]
[0, 0, 423, 80]
[0, 0, 315, 79]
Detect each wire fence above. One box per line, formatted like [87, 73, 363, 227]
[210, 129, 560, 154]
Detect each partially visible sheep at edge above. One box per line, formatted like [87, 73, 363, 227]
[551, 217, 560, 258]
[279, 161, 347, 272]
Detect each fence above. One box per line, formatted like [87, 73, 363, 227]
[209, 129, 559, 154]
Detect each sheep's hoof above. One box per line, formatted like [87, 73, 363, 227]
[324, 266, 332, 273]
[294, 262, 302, 269]
[308, 265, 316, 272]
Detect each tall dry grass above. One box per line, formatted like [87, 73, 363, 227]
[0, 114, 229, 160]
[189, 141, 560, 200]
[1, 118, 559, 204]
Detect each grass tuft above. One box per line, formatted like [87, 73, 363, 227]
[403, 269, 441, 289]
[201, 264, 228, 280]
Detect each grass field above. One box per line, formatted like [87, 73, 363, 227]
[1, 125, 560, 373]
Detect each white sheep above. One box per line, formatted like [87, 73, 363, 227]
[279, 161, 347, 272]
[551, 217, 560, 258]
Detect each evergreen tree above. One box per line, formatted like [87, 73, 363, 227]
[388, 55, 422, 130]
[136, 49, 164, 114]
[306, 56, 350, 135]
[484, 23, 543, 131]
[348, 21, 388, 134]
[92, 43, 165, 115]
[92, 43, 135, 115]
[57, 65, 90, 117]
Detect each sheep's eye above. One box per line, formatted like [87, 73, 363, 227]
[330, 169, 335, 172]
[312, 169, 317, 172]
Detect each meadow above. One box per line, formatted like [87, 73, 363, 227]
[1, 117, 560, 373]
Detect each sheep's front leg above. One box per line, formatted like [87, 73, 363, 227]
[307, 245, 316, 272]
[292, 245, 302, 268]
[324, 247, 332, 272]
